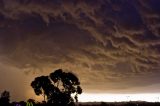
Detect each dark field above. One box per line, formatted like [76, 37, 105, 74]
[79, 102, 160, 106]
[4, 102, 160, 106]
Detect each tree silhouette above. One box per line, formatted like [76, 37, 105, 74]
[27, 98, 36, 104]
[31, 76, 51, 101]
[31, 69, 82, 105]
[0, 90, 10, 105]
[50, 69, 63, 87]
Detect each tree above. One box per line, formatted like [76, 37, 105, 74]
[27, 98, 36, 104]
[31, 76, 51, 101]
[31, 69, 82, 105]
[0, 90, 10, 105]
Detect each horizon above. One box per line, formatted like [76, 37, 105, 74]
[7, 93, 160, 103]
[78, 93, 160, 102]
[29, 93, 160, 102]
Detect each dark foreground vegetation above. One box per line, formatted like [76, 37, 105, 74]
[1, 101, 160, 106]
[79, 102, 160, 106]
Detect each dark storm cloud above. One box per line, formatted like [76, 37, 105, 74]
[0, 0, 160, 93]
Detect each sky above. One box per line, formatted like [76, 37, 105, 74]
[0, 0, 160, 102]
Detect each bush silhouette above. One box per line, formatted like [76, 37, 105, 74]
[0, 90, 10, 106]
[31, 69, 82, 105]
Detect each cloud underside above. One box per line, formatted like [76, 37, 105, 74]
[0, 0, 160, 92]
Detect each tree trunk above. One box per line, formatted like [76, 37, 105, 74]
[42, 93, 45, 102]
[57, 80, 59, 87]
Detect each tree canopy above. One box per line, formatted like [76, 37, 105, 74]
[31, 69, 82, 105]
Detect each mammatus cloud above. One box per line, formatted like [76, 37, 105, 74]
[0, 0, 160, 99]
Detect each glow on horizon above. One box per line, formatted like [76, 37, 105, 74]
[78, 93, 160, 102]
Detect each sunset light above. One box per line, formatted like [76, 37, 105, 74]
[78, 93, 160, 102]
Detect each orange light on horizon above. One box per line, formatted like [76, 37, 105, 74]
[78, 93, 160, 102]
